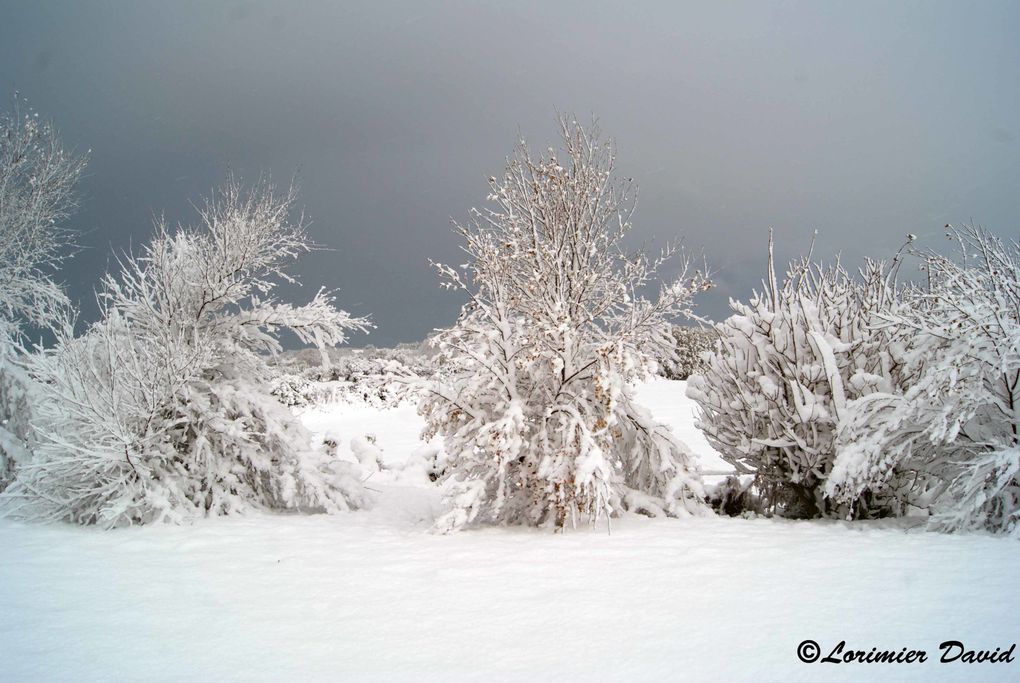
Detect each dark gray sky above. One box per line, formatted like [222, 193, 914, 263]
[2, 1, 1018, 346]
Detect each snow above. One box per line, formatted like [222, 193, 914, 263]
[301, 401, 426, 473]
[299, 377, 731, 477]
[1, 380, 1017, 681]
[634, 377, 731, 475]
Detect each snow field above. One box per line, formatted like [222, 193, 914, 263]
[1, 380, 1017, 682]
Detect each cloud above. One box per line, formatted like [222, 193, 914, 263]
[1, 1, 1018, 345]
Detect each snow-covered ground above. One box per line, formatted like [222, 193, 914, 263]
[2, 380, 1017, 682]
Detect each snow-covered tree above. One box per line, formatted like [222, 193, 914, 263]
[687, 234, 914, 518]
[0, 97, 86, 488]
[0, 179, 371, 526]
[420, 118, 712, 532]
[659, 325, 716, 380]
[828, 225, 1020, 536]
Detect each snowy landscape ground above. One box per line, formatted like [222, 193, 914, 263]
[2, 379, 1017, 682]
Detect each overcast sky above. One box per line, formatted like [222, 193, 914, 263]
[2, 0, 1018, 346]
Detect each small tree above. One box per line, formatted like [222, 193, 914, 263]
[420, 119, 711, 532]
[828, 225, 1020, 536]
[1, 179, 371, 526]
[687, 234, 914, 518]
[0, 97, 86, 488]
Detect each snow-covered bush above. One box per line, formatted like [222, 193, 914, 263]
[0, 180, 371, 526]
[269, 345, 436, 409]
[828, 226, 1020, 536]
[270, 373, 326, 407]
[420, 118, 712, 532]
[706, 476, 760, 517]
[350, 434, 383, 474]
[0, 366, 34, 488]
[687, 235, 912, 518]
[658, 325, 715, 380]
[274, 344, 436, 382]
[0, 98, 86, 489]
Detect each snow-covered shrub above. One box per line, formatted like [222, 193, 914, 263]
[328, 348, 437, 407]
[0, 98, 86, 489]
[269, 345, 436, 409]
[333, 376, 408, 408]
[420, 118, 712, 532]
[659, 326, 715, 380]
[350, 434, 384, 474]
[271, 373, 319, 407]
[271, 375, 410, 409]
[706, 476, 760, 517]
[0, 365, 34, 488]
[828, 226, 1020, 536]
[0, 180, 371, 526]
[687, 235, 912, 519]
[274, 344, 436, 383]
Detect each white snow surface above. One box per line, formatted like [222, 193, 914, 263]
[1, 379, 1017, 681]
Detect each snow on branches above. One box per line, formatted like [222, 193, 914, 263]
[828, 226, 1020, 536]
[420, 118, 712, 532]
[692, 226, 1020, 535]
[0, 179, 372, 526]
[687, 234, 913, 519]
[0, 97, 86, 489]
[0, 96, 86, 347]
